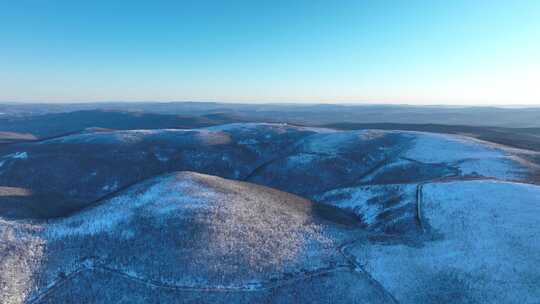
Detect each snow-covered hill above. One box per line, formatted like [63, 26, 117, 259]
[1, 123, 540, 303]
[0, 124, 534, 220]
[1, 172, 391, 304]
[349, 180, 540, 303]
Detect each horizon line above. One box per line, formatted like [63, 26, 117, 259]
[1, 100, 540, 109]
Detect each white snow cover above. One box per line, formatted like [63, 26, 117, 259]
[46, 130, 162, 144]
[403, 132, 527, 179]
[41, 129, 232, 146]
[205, 122, 334, 134]
[316, 186, 383, 225]
[154, 152, 169, 162]
[315, 183, 416, 226]
[403, 132, 504, 163]
[456, 157, 517, 177]
[2, 152, 29, 160]
[45, 172, 338, 272]
[300, 130, 385, 155]
[0, 220, 45, 304]
[358, 158, 412, 183]
[36, 172, 347, 291]
[352, 180, 540, 303]
[12, 152, 28, 159]
[46, 174, 213, 238]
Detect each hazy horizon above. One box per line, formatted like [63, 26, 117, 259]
[1, 1, 539, 105]
[3, 100, 540, 110]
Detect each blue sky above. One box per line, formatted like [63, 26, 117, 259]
[1, 0, 539, 104]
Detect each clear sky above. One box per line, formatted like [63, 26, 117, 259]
[1, 0, 539, 105]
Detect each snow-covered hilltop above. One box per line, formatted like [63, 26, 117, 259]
[1, 123, 539, 303]
[1, 172, 388, 303]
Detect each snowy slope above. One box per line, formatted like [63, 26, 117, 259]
[314, 183, 418, 234]
[350, 180, 540, 303]
[402, 132, 528, 179]
[0, 172, 393, 304]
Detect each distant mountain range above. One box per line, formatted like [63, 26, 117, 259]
[2, 102, 540, 127]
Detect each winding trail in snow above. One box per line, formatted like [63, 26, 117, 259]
[28, 227, 403, 303]
[27, 260, 361, 303]
[337, 238, 400, 304]
[27, 267, 87, 304]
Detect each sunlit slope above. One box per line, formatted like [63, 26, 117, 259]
[1, 172, 393, 304]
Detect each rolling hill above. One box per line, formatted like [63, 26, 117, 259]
[1, 122, 539, 303]
[1, 172, 390, 304]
